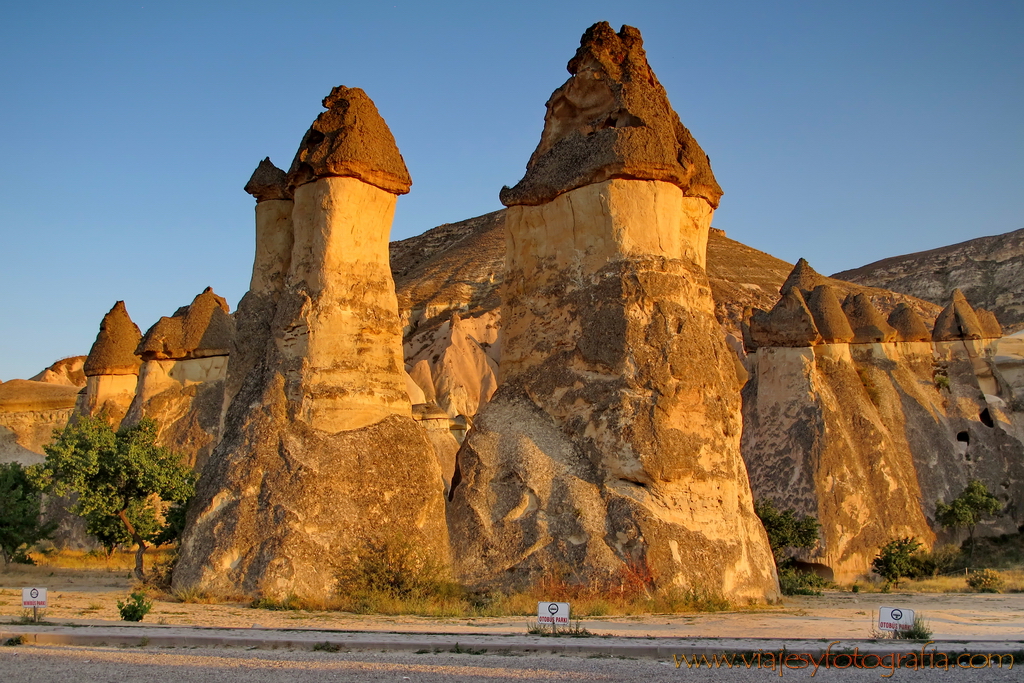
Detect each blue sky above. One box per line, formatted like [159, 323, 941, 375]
[1, 1, 1021, 381]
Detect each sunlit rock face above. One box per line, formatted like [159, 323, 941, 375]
[123, 287, 234, 471]
[742, 279, 1024, 582]
[75, 301, 142, 425]
[174, 87, 449, 599]
[447, 23, 779, 602]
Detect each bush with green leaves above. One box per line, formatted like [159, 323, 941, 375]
[935, 480, 1002, 566]
[753, 499, 825, 594]
[872, 537, 922, 588]
[32, 416, 194, 579]
[117, 591, 153, 621]
[777, 566, 832, 596]
[0, 462, 56, 567]
[908, 543, 962, 578]
[966, 568, 1004, 593]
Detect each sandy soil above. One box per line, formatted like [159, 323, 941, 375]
[2, 563, 1022, 640]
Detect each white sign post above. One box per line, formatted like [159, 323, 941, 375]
[22, 587, 47, 623]
[878, 606, 915, 633]
[537, 601, 570, 634]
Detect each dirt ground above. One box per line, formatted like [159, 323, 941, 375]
[1, 563, 1022, 641]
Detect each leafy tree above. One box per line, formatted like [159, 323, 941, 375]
[872, 537, 922, 588]
[32, 416, 194, 579]
[0, 462, 55, 567]
[753, 498, 821, 567]
[935, 479, 1002, 566]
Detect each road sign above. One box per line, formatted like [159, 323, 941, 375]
[537, 601, 570, 626]
[22, 587, 47, 608]
[878, 606, 915, 632]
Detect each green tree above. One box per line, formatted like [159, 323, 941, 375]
[32, 416, 194, 580]
[753, 498, 821, 567]
[0, 462, 55, 567]
[935, 479, 1002, 566]
[872, 537, 922, 588]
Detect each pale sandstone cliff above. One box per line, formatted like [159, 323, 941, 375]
[174, 88, 449, 599]
[833, 227, 1024, 333]
[446, 23, 779, 601]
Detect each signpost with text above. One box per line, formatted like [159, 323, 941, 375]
[878, 606, 915, 633]
[537, 601, 570, 634]
[22, 587, 47, 623]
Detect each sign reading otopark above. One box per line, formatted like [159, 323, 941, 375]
[878, 606, 916, 632]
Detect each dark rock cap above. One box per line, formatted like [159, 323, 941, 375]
[932, 289, 985, 341]
[806, 285, 854, 343]
[244, 158, 291, 202]
[975, 308, 1003, 339]
[887, 303, 931, 342]
[749, 289, 821, 348]
[137, 287, 234, 361]
[83, 301, 142, 377]
[499, 22, 722, 208]
[287, 86, 411, 195]
[779, 258, 829, 298]
[843, 293, 897, 343]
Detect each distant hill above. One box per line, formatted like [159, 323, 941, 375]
[833, 227, 1024, 333]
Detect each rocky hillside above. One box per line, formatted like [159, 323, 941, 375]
[833, 227, 1024, 333]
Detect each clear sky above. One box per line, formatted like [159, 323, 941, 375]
[1, 1, 1021, 381]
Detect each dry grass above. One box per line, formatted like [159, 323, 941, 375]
[24, 548, 177, 572]
[850, 569, 1024, 594]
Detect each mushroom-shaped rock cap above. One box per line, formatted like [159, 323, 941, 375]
[932, 289, 985, 341]
[499, 22, 722, 208]
[244, 157, 291, 202]
[84, 301, 142, 377]
[806, 285, 854, 343]
[887, 303, 931, 342]
[843, 293, 898, 343]
[287, 86, 411, 195]
[749, 289, 821, 348]
[975, 308, 1003, 339]
[779, 258, 829, 297]
[136, 287, 233, 361]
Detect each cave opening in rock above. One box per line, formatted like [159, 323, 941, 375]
[980, 408, 995, 428]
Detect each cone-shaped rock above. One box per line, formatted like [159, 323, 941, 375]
[843, 293, 897, 343]
[136, 287, 233, 360]
[749, 289, 821, 347]
[499, 22, 722, 209]
[779, 258, 829, 298]
[287, 86, 411, 195]
[932, 289, 985, 341]
[244, 157, 291, 202]
[887, 303, 931, 342]
[83, 301, 142, 376]
[449, 23, 778, 602]
[975, 308, 1003, 339]
[806, 285, 854, 343]
[174, 88, 447, 600]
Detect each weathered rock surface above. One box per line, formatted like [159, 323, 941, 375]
[0, 380, 79, 465]
[888, 303, 931, 342]
[933, 289, 986, 341]
[749, 290, 821, 348]
[76, 302, 141, 424]
[806, 286, 854, 344]
[448, 24, 777, 601]
[175, 87, 448, 599]
[29, 356, 87, 387]
[842, 293, 898, 343]
[124, 288, 234, 470]
[833, 227, 1024, 333]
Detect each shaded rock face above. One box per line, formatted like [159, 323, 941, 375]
[933, 289, 986, 341]
[29, 356, 87, 387]
[174, 88, 448, 599]
[742, 290, 1024, 580]
[833, 226, 1024, 333]
[448, 24, 777, 601]
[499, 22, 721, 209]
[77, 301, 142, 425]
[124, 288, 235, 471]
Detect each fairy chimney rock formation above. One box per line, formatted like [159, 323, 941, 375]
[976, 309, 1004, 339]
[843, 293, 898, 344]
[887, 303, 932, 343]
[933, 289, 985, 341]
[748, 289, 821, 348]
[806, 285, 855, 344]
[77, 301, 142, 423]
[448, 23, 778, 602]
[779, 258, 829, 297]
[175, 87, 448, 599]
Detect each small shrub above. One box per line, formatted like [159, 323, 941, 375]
[778, 566, 832, 596]
[966, 569, 1004, 593]
[3, 635, 24, 646]
[934, 374, 950, 391]
[312, 642, 341, 652]
[117, 591, 153, 622]
[872, 537, 922, 589]
[909, 544, 962, 578]
[894, 615, 933, 640]
[851, 583, 860, 593]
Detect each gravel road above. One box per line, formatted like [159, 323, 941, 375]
[1, 645, 1017, 682]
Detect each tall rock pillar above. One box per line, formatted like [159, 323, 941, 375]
[174, 87, 449, 599]
[76, 301, 142, 425]
[447, 23, 779, 601]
